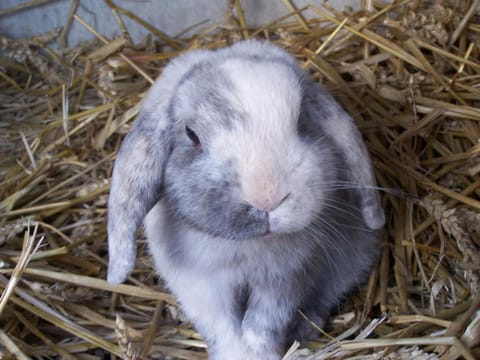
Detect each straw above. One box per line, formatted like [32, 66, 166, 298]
[1, 0, 479, 358]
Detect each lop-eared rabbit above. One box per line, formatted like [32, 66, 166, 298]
[107, 40, 384, 360]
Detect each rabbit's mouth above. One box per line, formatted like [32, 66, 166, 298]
[193, 205, 311, 241]
[260, 228, 272, 238]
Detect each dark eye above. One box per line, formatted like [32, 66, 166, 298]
[185, 126, 200, 146]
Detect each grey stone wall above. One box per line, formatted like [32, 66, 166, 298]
[1, 0, 359, 46]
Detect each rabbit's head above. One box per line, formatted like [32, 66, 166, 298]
[107, 40, 384, 284]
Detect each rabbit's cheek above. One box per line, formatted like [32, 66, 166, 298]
[164, 172, 271, 240]
[268, 197, 313, 234]
[201, 200, 270, 239]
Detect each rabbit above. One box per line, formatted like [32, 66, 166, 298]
[107, 40, 385, 360]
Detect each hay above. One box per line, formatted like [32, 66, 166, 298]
[1, 0, 479, 358]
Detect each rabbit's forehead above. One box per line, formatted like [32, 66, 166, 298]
[207, 59, 304, 167]
[220, 59, 303, 130]
[171, 58, 302, 138]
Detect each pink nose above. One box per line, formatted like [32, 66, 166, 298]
[247, 192, 290, 212]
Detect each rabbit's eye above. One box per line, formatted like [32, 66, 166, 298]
[185, 126, 200, 146]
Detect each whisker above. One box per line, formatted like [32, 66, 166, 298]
[311, 180, 410, 198]
[306, 220, 365, 287]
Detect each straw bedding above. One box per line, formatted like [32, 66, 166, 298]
[0, 0, 479, 359]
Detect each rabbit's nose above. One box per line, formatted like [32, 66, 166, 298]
[239, 148, 291, 212]
[260, 192, 290, 212]
[245, 185, 290, 212]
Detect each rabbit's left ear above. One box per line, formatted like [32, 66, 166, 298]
[304, 82, 385, 230]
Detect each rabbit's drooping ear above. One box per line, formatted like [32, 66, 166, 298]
[304, 83, 385, 230]
[107, 50, 213, 284]
[107, 106, 171, 284]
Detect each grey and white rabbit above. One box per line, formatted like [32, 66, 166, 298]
[107, 40, 385, 360]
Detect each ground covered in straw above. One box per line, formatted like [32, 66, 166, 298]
[1, 0, 480, 359]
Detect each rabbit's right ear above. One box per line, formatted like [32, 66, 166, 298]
[106, 49, 214, 284]
[107, 104, 171, 284]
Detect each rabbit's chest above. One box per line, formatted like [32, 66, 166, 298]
[177, 230, 296, 275]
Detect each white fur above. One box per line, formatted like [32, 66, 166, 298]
[108, 40, 385, 359]
[144, 201, 314, 359]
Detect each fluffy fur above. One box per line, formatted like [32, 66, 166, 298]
[107, 40, 385, 360]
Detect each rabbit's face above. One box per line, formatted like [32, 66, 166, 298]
[163, 58, 336, 240]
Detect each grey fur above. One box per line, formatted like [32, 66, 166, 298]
[107, 40, 385, 359]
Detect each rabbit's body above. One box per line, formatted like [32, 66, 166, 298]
[145, 197, 378, 359]
[107, 40, 384, 359]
